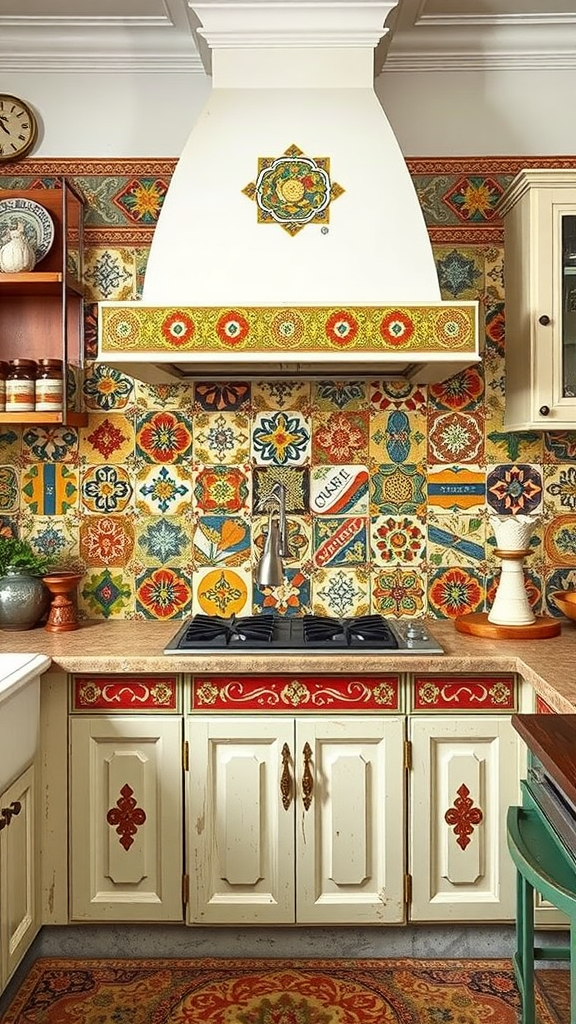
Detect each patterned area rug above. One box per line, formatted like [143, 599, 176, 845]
[0, 957, 564, 1024]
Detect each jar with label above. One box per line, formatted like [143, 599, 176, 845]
[6, 359, 37, 413]
[0, 361, 8, 412]
[35, 358, 64, 413]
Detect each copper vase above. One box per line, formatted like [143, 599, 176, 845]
[43, 572, 82, 632]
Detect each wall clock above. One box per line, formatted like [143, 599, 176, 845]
[0, 94, 38, 162]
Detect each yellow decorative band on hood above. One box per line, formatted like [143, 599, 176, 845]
[99, 303, 477, 355]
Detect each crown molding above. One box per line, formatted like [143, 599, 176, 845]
[381, 50, 576, 72]
[0, 51, 205, 72]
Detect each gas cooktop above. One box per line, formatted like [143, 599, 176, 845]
[163, 613, 444, 655]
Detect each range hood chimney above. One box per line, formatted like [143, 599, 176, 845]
[97, 0, 480, 383]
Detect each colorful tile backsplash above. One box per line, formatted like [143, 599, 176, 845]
[1, 157, 576, 622]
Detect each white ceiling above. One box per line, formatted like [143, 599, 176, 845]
[0, 0, 574, 73]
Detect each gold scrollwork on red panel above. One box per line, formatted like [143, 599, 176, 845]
[444, 783, 483, 850]
[106, 784, 146, 851]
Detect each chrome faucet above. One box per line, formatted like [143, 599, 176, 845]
[256, 482, 291, 587]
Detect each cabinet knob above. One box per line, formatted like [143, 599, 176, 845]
[539, 406, 550, 416]
[538, 314, 551, 326]
[0, 801, 20, 826]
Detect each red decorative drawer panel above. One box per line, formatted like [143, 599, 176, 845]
[535, 695, 554, 714]
[72, 676, 179, 712]
[191, 675, 401, 712]
[411, 675, 516, 712]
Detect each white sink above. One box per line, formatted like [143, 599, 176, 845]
[0, 653, 51, 792]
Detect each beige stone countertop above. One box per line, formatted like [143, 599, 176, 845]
[1, 617, 576, 711]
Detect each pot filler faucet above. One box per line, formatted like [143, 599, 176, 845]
[256, 482, 291, 587]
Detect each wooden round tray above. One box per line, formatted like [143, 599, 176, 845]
[455, 612, 562, 639]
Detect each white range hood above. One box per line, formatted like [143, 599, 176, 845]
[97, 0, 480, 384]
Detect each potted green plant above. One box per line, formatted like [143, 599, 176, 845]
[0, 536, 51, 630]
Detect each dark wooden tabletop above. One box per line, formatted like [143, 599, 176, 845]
[513, 714, 576, 807]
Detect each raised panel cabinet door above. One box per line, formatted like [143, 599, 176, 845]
[69, 716, 183, 922]
[295, 717, 406, 925]
[187, 717, 294, 925]
[409, 715, 520, 922]
[0, 764, 39, 991]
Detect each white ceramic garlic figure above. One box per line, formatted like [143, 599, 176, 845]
[0, 221, 36, 273]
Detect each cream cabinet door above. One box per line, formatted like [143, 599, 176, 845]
[69, 716, 183, 922]
[296, 717, 405, 924]
[187, 717, 294, 925]
[0, 764, 39, 990]
[409, 716, 520, 922]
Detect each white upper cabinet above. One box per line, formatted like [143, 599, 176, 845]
[499, 169, 576, 430]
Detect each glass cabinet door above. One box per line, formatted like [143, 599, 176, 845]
[562, 214, 576, 397]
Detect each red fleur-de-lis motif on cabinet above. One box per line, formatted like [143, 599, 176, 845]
[444, 783, 483, 850]
[106, 783, 147, 850]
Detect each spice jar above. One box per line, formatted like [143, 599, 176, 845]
[35, 358, 64, 412]
[6, 359, 37, 413]
[0, 361, 8, 412]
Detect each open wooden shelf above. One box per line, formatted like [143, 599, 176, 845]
[0, 410, 87, 427]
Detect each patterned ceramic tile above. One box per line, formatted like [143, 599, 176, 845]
[0, 466, 19, 512]
[544, 514, 576, 566]
[254, 569, 311, 616]
[135, 380, 192, 412]
[372, 567, 426, 617]
[111, 177, 169, 224]
[312, 411, 369, 465]
[483, 246, 505, 301]
[545, 567, 576, 615]
[79, 514, 136, 567]
[193, 465, 250, 515]
[22, 463, 79, 515]
[312, 567, 369, 618]
[309, 465, 369, 515]
[312, 516, 367, 567]
[370, 464, 427, 516]
[369, 380, 427, 412]
[543, 431, 576, 463]
[434, 247, 483, 299]
[80, 414, 135, 464]
[136, 515, 191, 567]
[253, 467, 307, 514]
[370, 514, 426, 566]
[428, 566, 485, 618]
[0, 427, 20, 466]
[427, 511, 486, 568]
[22, 425, 79, 464]
[136, 464, 191, 517]
[312, 380, 367, 411]
[194, 566, 251, 617]
[81, 464, 132, 515]
[487, 463, 543, 515]
[84, 247, 136, 301]
[193, 412, 250, 465]
[136, 566, 193, 619]
[83, 364, 134, 412]
[428, 410, 484, 464]
[252, 379, 310, 413]
[252, 410, 310, 466]
[135, 410, 192, 464]
[429, 366, 484, 411]
[370, 410, 426, 465]
[442, 176, 504, 223]
[25, 515, 79, 565]
[544, 464, 576, 513]
[192, 515, 251, 568]
[194, 381, 251, 413]
[80, 567, 134, 619]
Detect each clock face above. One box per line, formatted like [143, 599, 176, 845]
[0, 95, 37, 162]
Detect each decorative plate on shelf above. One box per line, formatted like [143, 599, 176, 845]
[0, 197, 55, 263]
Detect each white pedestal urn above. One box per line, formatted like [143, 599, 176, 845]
[488, 514, 538, 627]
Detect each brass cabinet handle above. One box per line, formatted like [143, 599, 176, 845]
[302, 741, 313, 811]
[280, 742, 292, 810]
